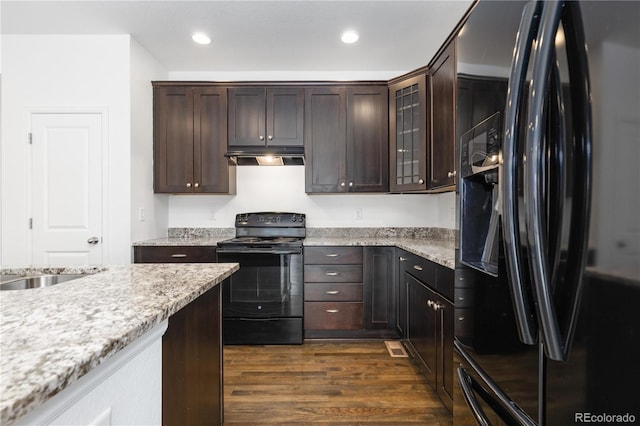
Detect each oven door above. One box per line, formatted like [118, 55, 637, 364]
[217, 250, 303, 318]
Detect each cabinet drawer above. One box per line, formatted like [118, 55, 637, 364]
[305, 283, 363, 302]
[304, 246, 363, 264]
[304, 265, 363, 283]
[404, 253, 436, 288]
[304, 302, 363, 330]
[133, 246, 216, 263]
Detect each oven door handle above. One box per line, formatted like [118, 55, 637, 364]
[217, 249, 302, 255]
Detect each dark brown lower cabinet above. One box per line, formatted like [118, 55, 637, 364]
[162, 284, 223, 426]
[303, 246, 398, 339]
[404, 259, 454, 412]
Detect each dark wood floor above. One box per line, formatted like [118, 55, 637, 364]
[223, 341, 452, 425]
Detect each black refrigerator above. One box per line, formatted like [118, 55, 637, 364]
[453, 1, 640, 425]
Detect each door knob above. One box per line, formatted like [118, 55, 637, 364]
[87, 237, 100, 245]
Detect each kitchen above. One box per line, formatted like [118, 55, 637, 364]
[2, 1, 639, 425]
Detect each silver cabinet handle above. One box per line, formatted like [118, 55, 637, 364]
[427, 299, 434, 307]
[194, 182, 200, 188]
[268, 135, 273, 140]
[326, 253, 340, 257]
[447, 171, 457, 178]
[259, 135, 265, 141]
[186, 182, 192, 188]
[325, 290, 340, 295]
[170, 254, 187, 258]
[349, 182, 354, 187]
[399, 256, 407, 262]
[340, 182, 346, 187]
[325, 272, 339, 276]
[87, 237, 100, 245]
[413, 265, 423, 271]
[326, 309, 339, 313]
[419, 178, 424, 184]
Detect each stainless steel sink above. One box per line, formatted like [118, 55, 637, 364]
[0, 274, 85, 291]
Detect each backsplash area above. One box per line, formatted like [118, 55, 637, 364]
[168, 166, 456, 229]
[168, 227, 456, 242]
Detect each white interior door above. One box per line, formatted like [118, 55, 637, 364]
[31, 113, 103, 265]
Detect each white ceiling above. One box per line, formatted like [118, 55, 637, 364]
[1, 0, 474, 75]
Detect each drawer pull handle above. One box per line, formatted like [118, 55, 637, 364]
[326, 253, 340, 257]
[399, 256, 407, 262]
[325, 290, 340, 295]
[171, 254, 188, 258]
[325, 272, 340, 276]
[413, 265, 423, 271]
[326, 309, 340, 313]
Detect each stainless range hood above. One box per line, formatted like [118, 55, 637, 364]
[225, 146, 305, 166]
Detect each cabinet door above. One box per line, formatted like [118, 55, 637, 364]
[363, 247, 396, 330]
[389, 75, 428, 192]
[428, 40, 456, 191]
[153, 86, 194, 193]
[228, 87, 266, 146]
[267, 88, 304, 146]
[163, 285, 223, 425]
[304, 87, 347, 193]
[346, 86, 389, 192]
[193, 87, 232, 193]
[406, 273, 437, 385]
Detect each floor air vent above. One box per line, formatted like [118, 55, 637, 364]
[385, 340, 408, 357]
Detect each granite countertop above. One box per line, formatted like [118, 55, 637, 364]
[0, 263, 239, 425]
[134, 227, 457, 269]
[303, 237, 455, 269]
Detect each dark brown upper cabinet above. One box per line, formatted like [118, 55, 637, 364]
[389, 73, 428, 193]
[304, 85, 388, 193]
[153, 85, 234, 194]
[228, 87, 304, 147]
[428, 39, 457, 191]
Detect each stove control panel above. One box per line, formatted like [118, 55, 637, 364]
[235, 212, 306, 228]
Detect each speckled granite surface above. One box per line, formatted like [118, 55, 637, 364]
[131, 227, 235, 247]
[133, 227, 456, 269]
[304, 237, 455, 269]
[0, 263, 238, 426]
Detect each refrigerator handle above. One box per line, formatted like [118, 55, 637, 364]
[524, 1, 593, 362]
[456, 368, 491, 426]
[501, 0, 542, 346]
[455, 340, 537, 426]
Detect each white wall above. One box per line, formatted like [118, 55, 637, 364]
[169, 166, 455, 229]
[130, 38, 169, 245]
[1, 35, 131, 266]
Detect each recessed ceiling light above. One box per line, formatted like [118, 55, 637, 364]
[192, 32, 211, 45]
[341, 30, 359, 44]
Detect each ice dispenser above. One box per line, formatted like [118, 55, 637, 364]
[459, 112, 502, 276]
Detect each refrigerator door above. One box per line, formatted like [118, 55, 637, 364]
[455, 1, 541, 424]
[544, 1, 640, 423]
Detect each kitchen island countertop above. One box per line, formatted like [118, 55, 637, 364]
[0, 263, 238, 425]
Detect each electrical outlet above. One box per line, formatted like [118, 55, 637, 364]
[355, 208, 363, 220]
[138, 208, 145, 222]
